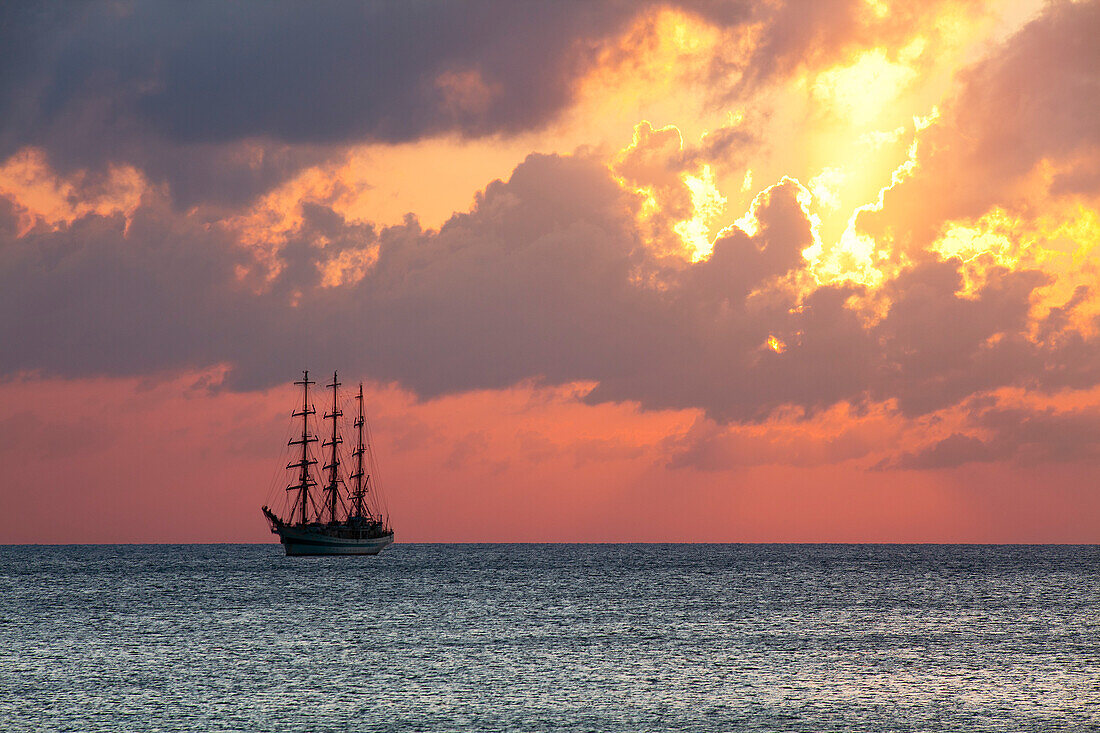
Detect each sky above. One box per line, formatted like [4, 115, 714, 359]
[2, 0, 1099, 543]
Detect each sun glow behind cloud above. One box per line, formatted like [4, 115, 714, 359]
[810, 44, 923, 126]
[202, 0, 1052, 292]
[674, 165, 727, 261]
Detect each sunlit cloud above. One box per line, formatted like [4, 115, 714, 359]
[0, 148, 148, 236]
[673, 164, 727, 260]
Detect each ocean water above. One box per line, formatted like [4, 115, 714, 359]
[0, 544, 1096, 732]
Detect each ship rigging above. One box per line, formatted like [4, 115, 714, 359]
[262, 370, 394, 556]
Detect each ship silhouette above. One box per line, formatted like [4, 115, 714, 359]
[262, 371, 394, 556]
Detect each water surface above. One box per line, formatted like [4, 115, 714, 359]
[1, 544, 1096, 731]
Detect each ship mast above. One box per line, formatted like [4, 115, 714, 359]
[349, 383, 367, 519]
[287, 371, 317, 526]
[322, 371, 343, 523]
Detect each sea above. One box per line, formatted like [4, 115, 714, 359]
[0, 544, 1096, 732]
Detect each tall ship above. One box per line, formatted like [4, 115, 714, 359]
[262, 371, 394, 556]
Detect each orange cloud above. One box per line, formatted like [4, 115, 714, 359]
[0, 148, 147, 236]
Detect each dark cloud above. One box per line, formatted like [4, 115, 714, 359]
[0, 195, 254, 377]
[885, 433, 1000, 470]
[0, 152, 809, 419]
[885, 402, 1100, 470]
[952, 1, 1100, 188]
[1, 0, 964, 206]
[976, 405, 1100, 465]
[873, 258, 1049, 416]
[0, 1, 649, 205]
[6, 148, 1096, 429]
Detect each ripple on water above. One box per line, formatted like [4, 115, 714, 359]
[0, 544, 1097, 732]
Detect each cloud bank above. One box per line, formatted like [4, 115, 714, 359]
[3, 0, 1100, 475]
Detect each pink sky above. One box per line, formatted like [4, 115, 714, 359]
[2, 372, 1096, 543]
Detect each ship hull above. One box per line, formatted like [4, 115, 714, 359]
[274, 525, 394, 556]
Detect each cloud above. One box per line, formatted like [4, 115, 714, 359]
[863, 0, 1100, 247]
[976, 403, 1100, 465]
[0, 0, 975, 207]
[663, 401, 906, 471]
[4, 1, 1100, 440]
[5, 145, 1092, 431]
[884, 399, 1100, 470]
[0, 2, 650, 204]
[872, 258, 1050, 416]
[610, 119, 755, 258]
[0, 151, 794, 414]
[886, 432, 1000, 470]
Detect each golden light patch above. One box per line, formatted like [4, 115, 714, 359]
[811, 46, 921, 126]
[863, 0, 891, 20]
[809, 167, 846, 211]
[219, 162, 344, 281]
[568, 7, 759, 147]
[1015, 205, 1097, 335]
[934, 211, 1020, 261]
[858, 126, 907, 149]
[577, 8, 724, 108]
[608, 120, 680, 243]
[217, 153, 392, 289]
[766, 335, 787, 353]
[674, 164, 727, 261]
[611, 120, 729, 260]
[933, 212, 1023, 300]
[929, 199, 1100, 337]
[223, 132, 552, 284]
[803, 112, 937, 294]
[318, 246, 381, 288]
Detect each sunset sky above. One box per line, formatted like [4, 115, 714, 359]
[3, 0, 1099, 543]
